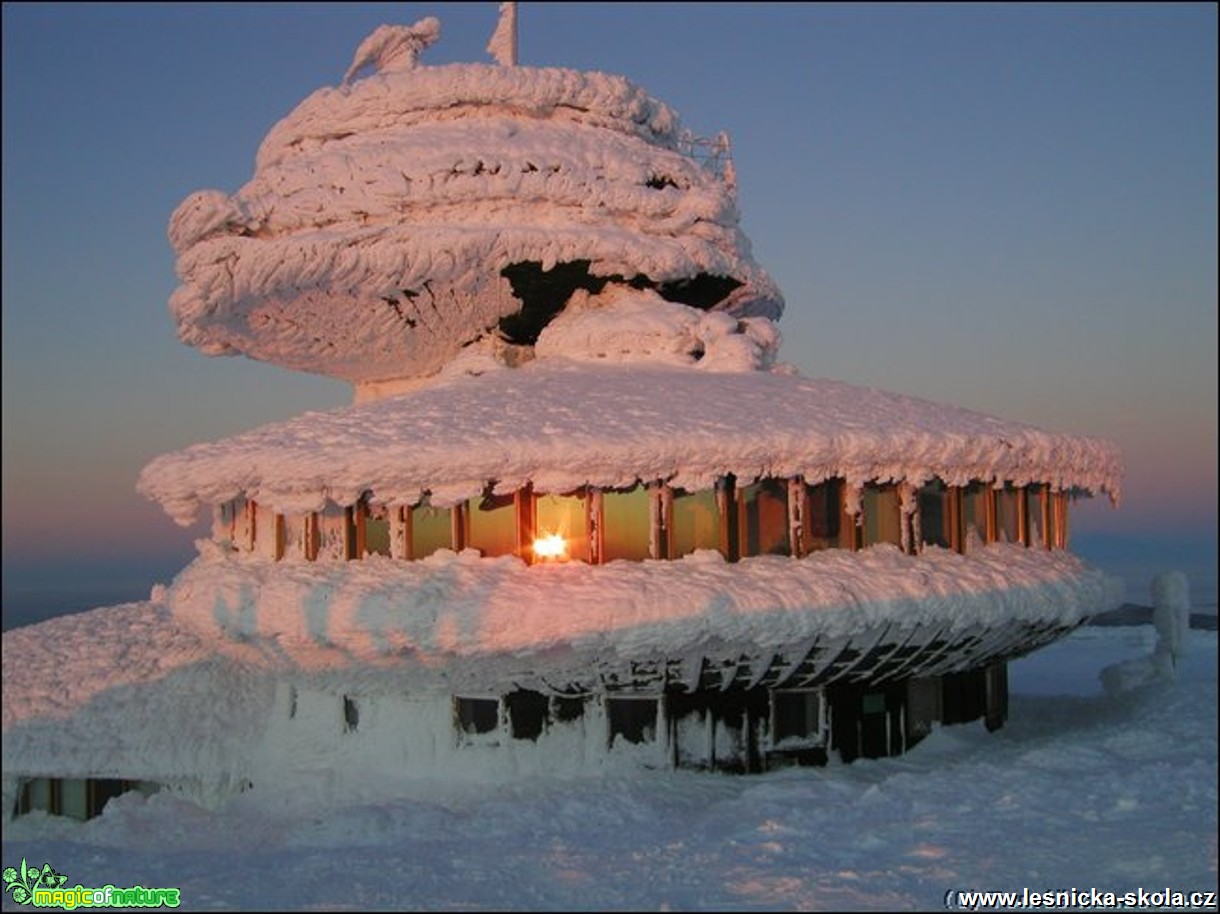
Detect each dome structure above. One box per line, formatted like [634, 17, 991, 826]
[167, 15, 783, 395]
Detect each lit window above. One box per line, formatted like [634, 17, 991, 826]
[670, 487, 722, 558]
[362, 504, 391, 557]
[464, 491, 517, 557]
[861, 483, 901, 547]
[600, 485, 652, 562]
[737, 478, 791, 557]
[534, 491, 589, 562]
[410, 503, 453, 559]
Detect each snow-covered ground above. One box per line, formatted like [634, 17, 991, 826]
[4, 622, 1214, 911]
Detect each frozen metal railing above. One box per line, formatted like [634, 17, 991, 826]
[677, 129, 736, 188]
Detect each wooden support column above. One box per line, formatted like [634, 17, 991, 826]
[450, 503, 465, 553]
[788, 476, 807, 558]
[515, 485, 533, 559]
[588, 487, 604, 565]
[652, 484, 670, 560]
[719, 475, 737, 562]
[388, 506, 407, 560]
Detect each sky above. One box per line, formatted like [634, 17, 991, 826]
[2, 622, 1215, 909]
[2, 2, 1216, 622]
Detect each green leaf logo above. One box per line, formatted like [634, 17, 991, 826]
[2, 857, 66, 905]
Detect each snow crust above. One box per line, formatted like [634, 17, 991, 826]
[3, 622, 1214, 910]
[167, 40, 782, 384]
[137, 362, 1122, 526]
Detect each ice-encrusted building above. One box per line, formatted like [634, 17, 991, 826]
[3, 7, 1122, 822]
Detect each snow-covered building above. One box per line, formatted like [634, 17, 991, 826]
[3, 7, 1122, 822]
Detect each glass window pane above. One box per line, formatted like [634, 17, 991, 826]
[671, 488, 722, 557]
[862, 484, 901, 547]
[61, 779, 88, 821]
[917, 480, 951, 548]
[535, 492, 590, 562]
[465, 492, 517, 557]
[1025, 484, 1046, 547]
[364, 507, 390, 556]
[995, 485, 1021, 544]
[737, 479, 791, 557]
[607, 698, 658, 746]
[804, 479, 846, 551]
[961, 482, 988, 551]
[772, 690, 823, 745]
[601, 486, 651, 562]
[411, 505, 452, 558]
[281, 514, 305, 560]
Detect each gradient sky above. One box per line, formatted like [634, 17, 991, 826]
[3, 2, 1216, 619]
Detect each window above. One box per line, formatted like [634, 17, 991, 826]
[362, 505, 391, 557]
[279, 513, 301, 560]
[1025, 483, 1048, 548]
[254, 503, 281, 559]
[343, 695, 360, 733]
[551, 695, 585, 723]
[215, 499, 241, 550]
[505, 690, 549, 741]
[534, 491, 590, 562]
[803, 478, 847, 551]
[410, 503, 453, 559]
[606, 696, 658, 746]
[17, 778, 159, 822]
[917, 480, 953, 549]
[861, 483, 901, 547]
[455, 697, 499, 736]
[770, 689, 825, 747]
[737, 478, 791, 557]
[960, 482, 990, 551]
[464, 491, 518, 557]
[669, 487, 723, 558]
[317, 504, 349, 561]
[994, 485, 1022, 544]
[600, 485, 652, 562]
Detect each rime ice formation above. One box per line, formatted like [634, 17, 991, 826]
[5, 11, 1126, 819]
[167, 14, 782, 391]
[137, 359, 1121, 529]
[2, 545, 1120, 805]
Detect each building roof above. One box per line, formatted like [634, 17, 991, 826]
[137, 357, 1122, 526]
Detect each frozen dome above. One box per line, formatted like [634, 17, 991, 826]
[167, 18, 784, 392]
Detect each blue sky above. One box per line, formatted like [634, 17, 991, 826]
[2, 2, 1216, 622]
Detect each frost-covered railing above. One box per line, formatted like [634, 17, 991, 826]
[676, 130, 734, 184]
